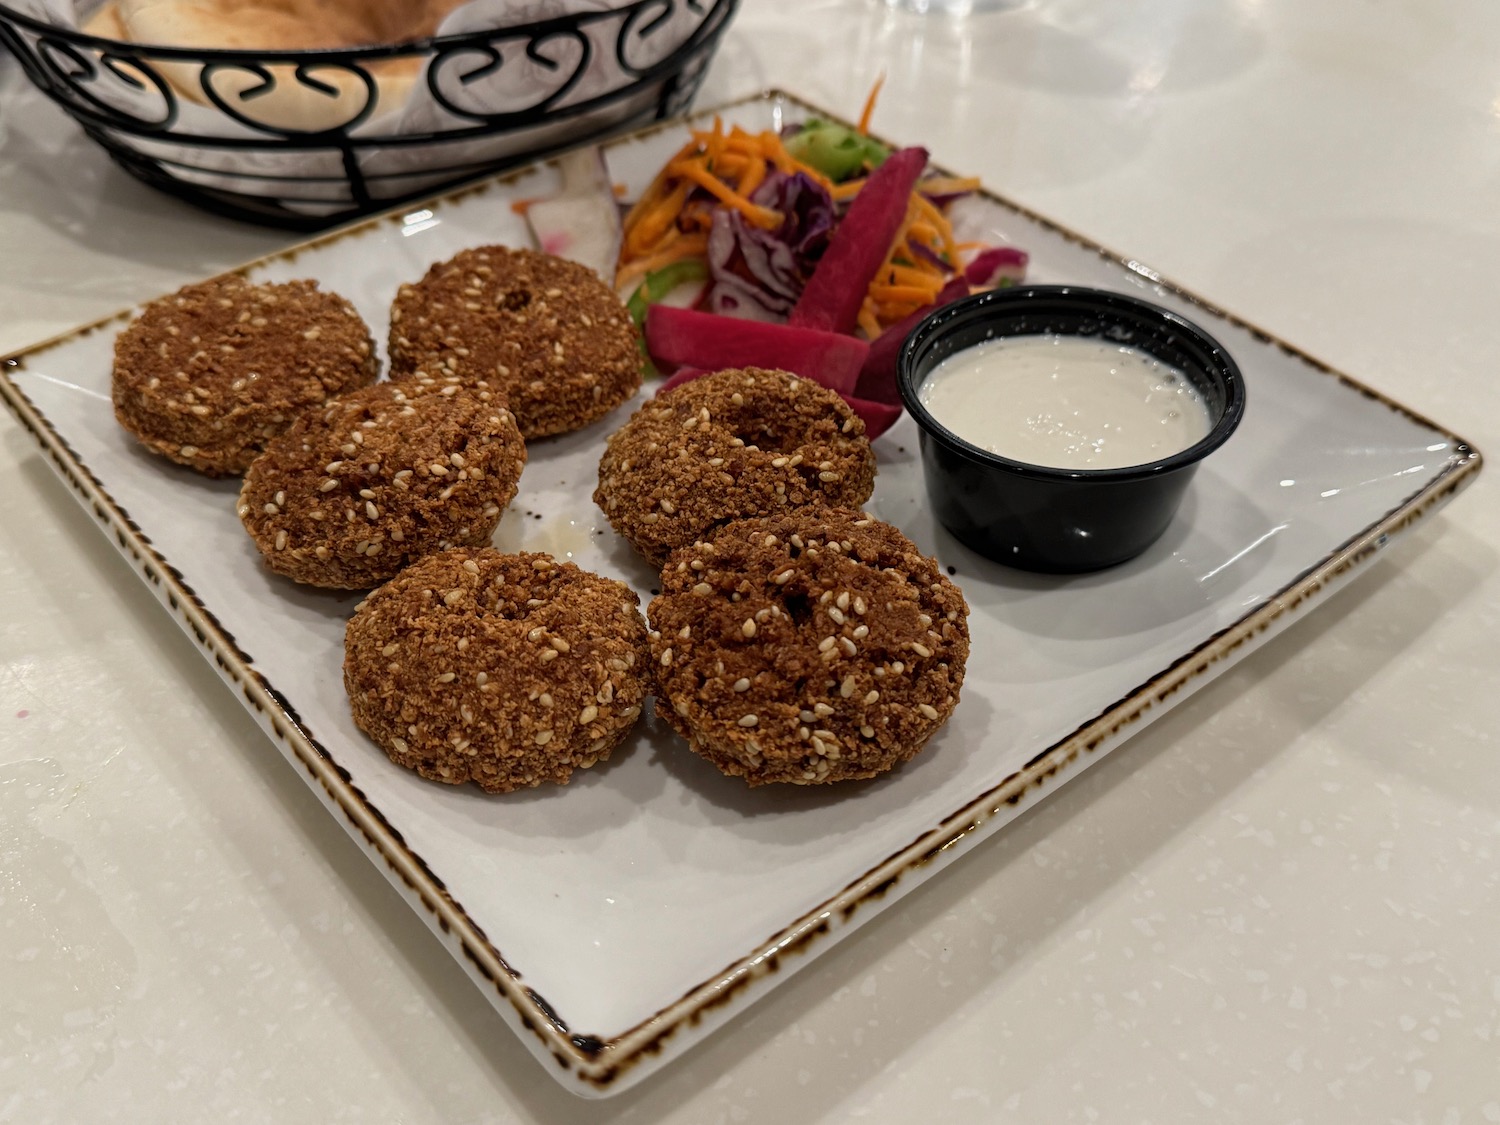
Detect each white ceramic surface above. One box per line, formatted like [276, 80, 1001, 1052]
[0, 91, 1480, 1095]
[6, 1, 1500, 1119]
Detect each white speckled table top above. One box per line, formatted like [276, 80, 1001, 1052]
[3, 0, 1499, 1120]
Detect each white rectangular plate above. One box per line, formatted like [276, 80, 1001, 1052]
[0, 91, 1482, 1096]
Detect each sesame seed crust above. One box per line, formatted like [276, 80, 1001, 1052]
[111, 275, 378, 476]
[344, 549, 650, 793]
[647, 507, 969, 786]
[387, 246, 641, 440]
[594, 368, 877, 569]
[238, 381, 526, 589]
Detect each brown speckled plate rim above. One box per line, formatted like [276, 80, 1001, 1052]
[0, 88, 1484, 1094]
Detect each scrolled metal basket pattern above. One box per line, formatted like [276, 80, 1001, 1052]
[0, 0, 737, 228]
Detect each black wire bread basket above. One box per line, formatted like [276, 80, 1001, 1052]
[0, 0, 738, 229]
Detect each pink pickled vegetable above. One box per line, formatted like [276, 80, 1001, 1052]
[657, 366, 710, 395]
[645, 306, 869, 396]
[855, 277, 969, 405]
[846, 395, 903, 439]
[964, 245, 1029, 288]
[788, 146, 929, 334]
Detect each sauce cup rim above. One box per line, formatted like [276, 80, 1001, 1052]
[896, 285, 1247, 482]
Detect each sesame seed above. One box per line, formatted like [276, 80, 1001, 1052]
[534, 730, 554, 745]
[660, 647, 674, 666]
[429, 463, 448, 475]
[444, 589, 464, 606]
[732, 678, 751, 692]
[741, 619, 756, 638]
[539, 648, 559, 663]
[854, 597, 867, 615]
[550, 636, 570, 652]
[475, 671, 487, 685]
[463, 560, 480, 575]
[274, 531, 287, 550]
[819, 471, 839, 482]
[597, 681, 614, 703]
[392, 737, 408, 752]
[262, 502, 279, 515]
[692, 582, 713, 596]
[839, 637, 857, 656]
[911, 642, 933, 658]
[852, 624, 869, 639]
[579, 705, 598, 725]
[359, 488, 376, 499]
[919, 703, 940, 720]
[660, 498, 676, 514]
[840, 675, 856, 698]
[892, 661, 906, 673]
[532, 559, 552, 570]
[771, 457, 788, 468]
[818, 637, 836, 653]
[319, 479, 339, 492]
[864, 690, 880, 704]
[437, 672, 456, 683]
[365, 501, 379, 519]
[737, 714, 759, 727]
[814, 703, 834, 717]
[460, 705, 474, 724]
[539, 693, 553, 708]
[800, 710, 816, 723]
[828, 607, 846, 625]
[861, 725, 875, 738]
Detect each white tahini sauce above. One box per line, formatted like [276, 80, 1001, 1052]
[917, 335, 1214, 469]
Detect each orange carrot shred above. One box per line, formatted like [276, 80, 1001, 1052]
[857, 74, 885, 135]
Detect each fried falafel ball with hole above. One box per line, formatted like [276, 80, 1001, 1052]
[388, 246, 641, 439]
[648, 507, 968, 785]
[595, 368, 876, 568]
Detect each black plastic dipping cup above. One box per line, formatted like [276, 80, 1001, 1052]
[897, 285, 1247, 573]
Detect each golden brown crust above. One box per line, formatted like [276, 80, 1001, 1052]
[112, 275, 378, 476]
[238, 381, 525, 589]
[648, 508, 969, 786]
[595, 368, 877, 569]
[388, 246, 642, 440]
[344, 549, 650, 793]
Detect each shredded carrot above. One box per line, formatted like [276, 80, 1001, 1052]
[857, 299, 884, 340]
[918, 176, 981, 196]
[911, 193, 958, 260]
[737, 156, 768, 201]
[831, 179, 866, 202]
[857, 74, 885, 135]
[869, 284, 940, 305]
[614, 234, 709, 291]
[668, 160, 782, 228]
[885, 264, 944, 289]
[625, 179, 694, 258]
